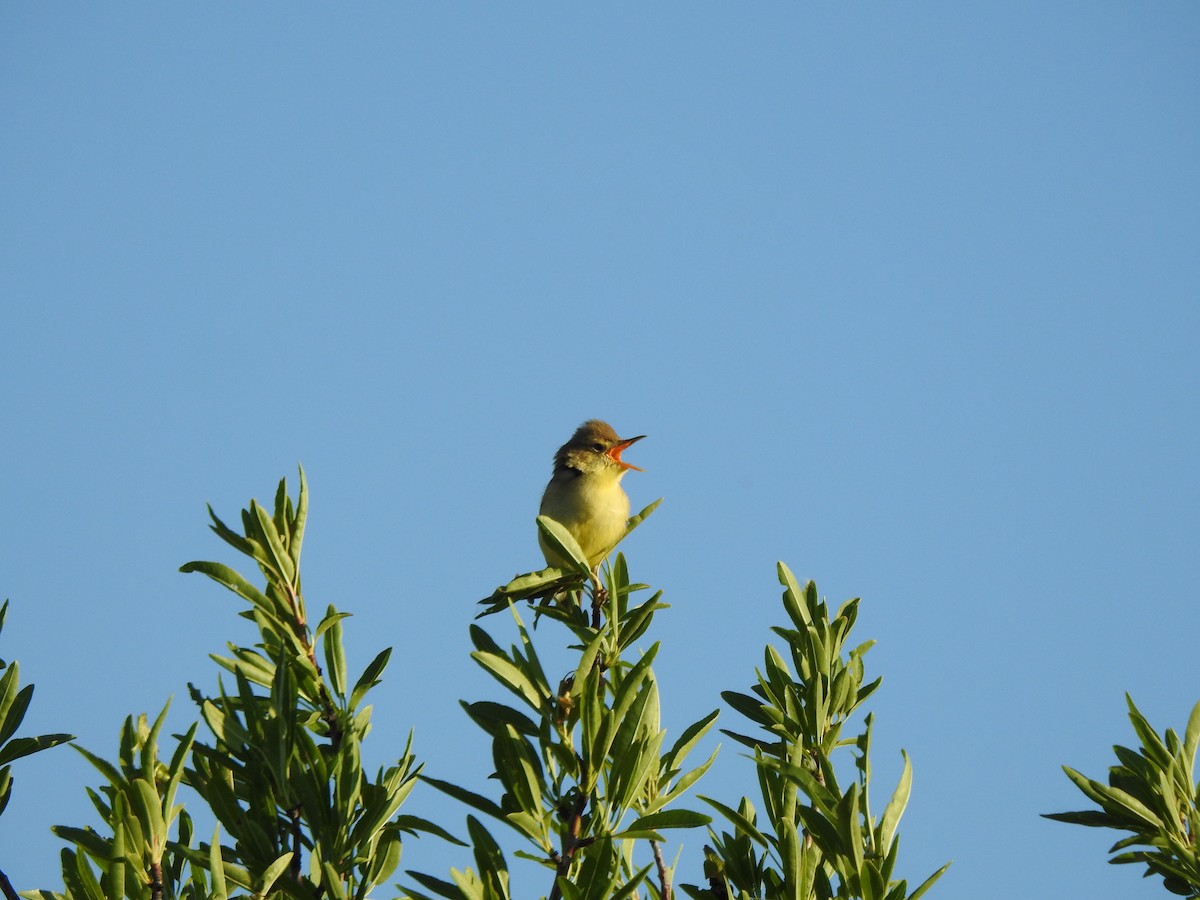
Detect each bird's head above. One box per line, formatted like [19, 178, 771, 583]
[554, 419, 646, 477]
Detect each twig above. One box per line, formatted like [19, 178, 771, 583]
[149, 861, 164, 900]
[289, 805, 303, 880]
[650, 840, 672, 900]
[285, 584, 344, 749]
[589, 580, 608, 630]
[0, 868, 20, 900]
[548, 792, 588, 900]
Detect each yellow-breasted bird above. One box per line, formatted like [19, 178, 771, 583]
[539, 419, 645, 571]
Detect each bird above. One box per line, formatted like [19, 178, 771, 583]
[539, 419, 645, 571]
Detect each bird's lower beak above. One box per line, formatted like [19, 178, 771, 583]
[608, 434, 646, 471]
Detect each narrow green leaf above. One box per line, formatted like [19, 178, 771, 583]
[209, 827, 228, 900]
[132, 778, 167, 853]
[0, 732, 73, 766]
[252, 500, 296, 583]
[178, 561, 274, 614]
[104, 795, 127, 900]
[470, 651, 545, 711]
[0, 670, 28, 745]
[420, 776, 507, 820]
[536, 516, 592, 576]
[879, 750, 912, 854]
[314, 609, 352, 639]
[350, 647, 392, 709]
[323, 608, 348, 699]
[1184, 700, 1200, 778]
[622, 498, 662, 538]
[908, 862, 952, 900]
[255, 852, 295, 895]
[141, 701, 170, 781]
[624, 809, 711, 832]
[698, 795, 769, 847]
[290, 465, 308, 570]
[665, 709, 720, 770]
[776, 562, 811, 628]
[50, 826, 114, 861]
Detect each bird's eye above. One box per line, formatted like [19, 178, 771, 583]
[592, 443, 605, 452]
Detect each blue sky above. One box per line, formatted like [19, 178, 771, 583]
[1, 4, 1197, 898]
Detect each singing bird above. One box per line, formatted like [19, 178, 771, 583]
[539, 420, 645, 570]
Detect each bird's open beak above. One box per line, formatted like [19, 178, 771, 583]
[608, 434, 646, 472]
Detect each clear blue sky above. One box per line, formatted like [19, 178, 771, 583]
[2, 4, 1197, 898]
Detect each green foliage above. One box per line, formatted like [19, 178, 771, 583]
[0, 600, 74, 821]
[43, 470, 439, 900]
[43, 704, 210, 900]
[681, 564, 949, 900]
[409, 502, 718, 900]
[0, 600, 74, 898]
[16, 473, 950, 900]
[1045, 696, 1200, 897]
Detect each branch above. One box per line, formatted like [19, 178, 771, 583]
[149, 861, 163, 900]
[284, 584, 344, 749]
[589, 582, 607, 630]
[548, 792, 588, 900]
[0, 868, 19, 900]
[651, 840, 672, 900]
[289, 805, 303, 880]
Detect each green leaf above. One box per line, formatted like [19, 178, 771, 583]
[1184, 701, 1200, 777]
[0, 733, 73, 766]
[403, 870, 462, 899]
[698, 796, 770, 847]
[290, 465, 308, 570]
[879, 750, 912, 854]
[421, 776, 507, 821]
[350, 647, 392, 709]
[209, 827, 228, 900]
[1041, 809, 1118, 827]
[0, 671, 30, 745]
[461, 700, 539, 738]
[471, 651, 546, 712]
[908, 862, 952, 900]
[178, 561, 274, 615]
[314, 609, 352, 639]
[255, 852, 295, 895]
[536, 516, 592, 576]
[132, 778, 167, 853]
[104, 794, 127, 900]
[141, 701, 170, 779]
[665, 709, 720, 770]
[622, 809, 711, 833]
[466, 816, 509, 885]
[70, 743, 125, 789]
[481, 567, 582, 610]
[623, 498, 662, 538]
[493, 725, 544, 815]
[251, 499, 296, 583]
[776, 562, 812, 629]
[722, 690, 773, 728]
[323, 607, 348, 699]
[50, 825, 114, 861]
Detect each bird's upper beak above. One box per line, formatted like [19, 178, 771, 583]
[607, 434, 646, 471]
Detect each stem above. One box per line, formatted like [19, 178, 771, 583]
[548, 793, 588, 900]
[289, 805, 303, 880]
[149, 861, 164, 900]
[0, 869, 19, 900]
[285, 583, 344, 749]
[651, 840, 672, 900]
[589, 583, 608, 630]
